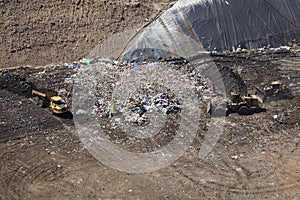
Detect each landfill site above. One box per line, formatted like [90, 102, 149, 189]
[1, 0, 300, 199]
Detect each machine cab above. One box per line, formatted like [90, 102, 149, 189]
[230, 92, 241, 104]
[50, 96, 68, 114]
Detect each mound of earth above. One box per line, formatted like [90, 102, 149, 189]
[0, 0, 174, 68]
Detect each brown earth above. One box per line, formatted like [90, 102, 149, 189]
[0, 0, 173, 68]
[0, 0, 300, 199]
[0, 51, 299, 199]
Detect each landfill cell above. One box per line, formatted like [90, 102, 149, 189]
[0, 51, 300, 199]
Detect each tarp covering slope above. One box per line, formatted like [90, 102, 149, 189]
[123, 0, 300, 62]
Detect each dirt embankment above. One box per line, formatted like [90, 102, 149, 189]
[0, 0, 173, 68]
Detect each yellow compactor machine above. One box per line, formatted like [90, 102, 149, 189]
[32, 89, 68, 114]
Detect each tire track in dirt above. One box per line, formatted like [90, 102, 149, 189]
[30, 164, 65, 182]
[0, 114, 71, 199]
[275, 56, 300, 96]
[170, 154, 300, 198]
[0, 158, 8, 198]
[6, 165, 29, 198]
[3, 160, 66, 199]
[274, 149, 300, 197]
[0, 143, 28, 197]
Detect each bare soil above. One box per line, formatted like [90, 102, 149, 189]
[0, 51, 299, 199]
[0, 0, 173, 68]
[0, 1, 300, 199]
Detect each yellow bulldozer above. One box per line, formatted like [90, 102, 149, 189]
[264, 81, 283, 96]
[227, 92, 261, 115]
[207, 92, 263, 116]
[255, 80, 293, 102]
[32, 89, 68, 114]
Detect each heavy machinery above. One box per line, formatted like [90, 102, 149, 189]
[32, 89, 68, 114]
[207, 92, 262, 116]
[264, 81, 283, 96]
[227, 92, 261, 115]
[256, 80, 292, 102]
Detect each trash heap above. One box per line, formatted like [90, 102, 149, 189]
[94, 77, 182, 126]
[90, 60, 211, 126]
[118, 92, 181, 126]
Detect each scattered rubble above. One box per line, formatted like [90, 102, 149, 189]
[0, 47, 299, 199]
[84, 59, 211, 126]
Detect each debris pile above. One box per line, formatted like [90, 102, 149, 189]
[89, 60, 210, 125]
[0, 72, 33, 97]
[94, 85, 182, 126]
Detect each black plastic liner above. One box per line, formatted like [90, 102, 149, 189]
[123, 0, 300, 62]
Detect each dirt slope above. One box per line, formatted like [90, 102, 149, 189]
[0, 0, 173, 68]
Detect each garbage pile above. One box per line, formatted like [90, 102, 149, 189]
[94, 90, 181, 126]
[273, 113, 288, 124]
[121, 92, 181, 126]
[89, 60, 211, 126]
